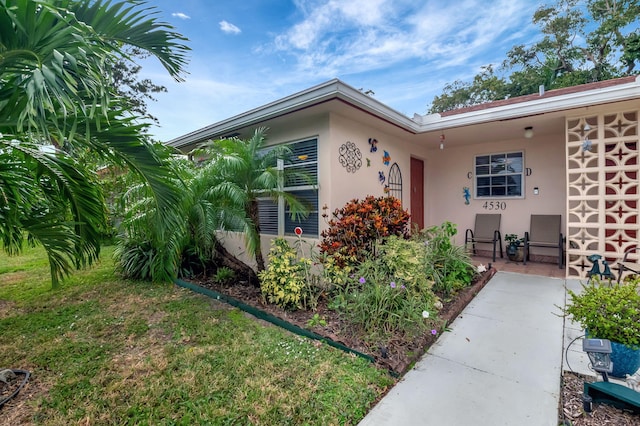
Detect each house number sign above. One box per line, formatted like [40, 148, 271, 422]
[482, 201, 507, 210]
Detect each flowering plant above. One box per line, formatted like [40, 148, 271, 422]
[564, 278, 640, 347]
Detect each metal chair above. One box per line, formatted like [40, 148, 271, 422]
[523, 214, 564, 269]
[464, 214, 503, 262]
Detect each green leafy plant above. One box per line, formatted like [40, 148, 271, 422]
[306, 313, 327, 328]
[214, 267, 236, 284]
[415, 222, 475, 296]
[339, 247, 439, 344]
[504, 234, 523, 247]
[319, 196, 410, 262]
[564, 278, 640, 347]
[259, 238, 312, 310]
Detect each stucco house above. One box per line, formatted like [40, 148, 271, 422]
[167, 75, 640, 279]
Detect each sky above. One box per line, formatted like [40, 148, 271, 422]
[138, 0, 544, 143]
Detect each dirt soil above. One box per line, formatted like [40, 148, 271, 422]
[560, 372, 640, 425]
[193, 268, 496, 375]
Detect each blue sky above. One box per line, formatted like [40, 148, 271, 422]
[139, 0, 543, 142]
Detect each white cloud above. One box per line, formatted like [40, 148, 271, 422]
[172, 12, 190, 20]
[220, 20, 242, 35]
[271, 0, 536, 80]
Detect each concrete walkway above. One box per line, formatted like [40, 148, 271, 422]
[359, 272, 568, 426]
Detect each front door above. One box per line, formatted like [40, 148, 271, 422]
[410, 157, 424, 230]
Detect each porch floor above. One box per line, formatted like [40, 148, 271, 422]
[471, 254, 566, 279]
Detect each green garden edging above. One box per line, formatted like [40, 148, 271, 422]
[173, 278, 376, 364]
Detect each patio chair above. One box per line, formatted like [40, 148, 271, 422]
[464, 214, 503, 262]
[616, 246, 640, 284]
[523, 214, 564, 269]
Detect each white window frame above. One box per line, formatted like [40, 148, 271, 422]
[258, 137, 319, 236]
[474, 151, 525, 199]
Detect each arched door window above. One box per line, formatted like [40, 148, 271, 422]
[388, 162, 402, 204]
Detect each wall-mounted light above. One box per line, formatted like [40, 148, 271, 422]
[524, 126, 534, 139]
[584, 123, 591, 132]
[439, 134, 445, 150]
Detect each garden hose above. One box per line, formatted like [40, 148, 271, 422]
[0, 369, 31, 408]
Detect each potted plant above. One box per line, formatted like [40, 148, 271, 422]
[505, 234, 524, 262]
[564, 278, 640, 377]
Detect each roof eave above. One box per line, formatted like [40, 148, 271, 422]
[418, 76, 640, 131]
[166, 79, 418, 148]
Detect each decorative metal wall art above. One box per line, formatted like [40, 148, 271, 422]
[382, 150, 391, 166]
[368, 138, 378, 152]
[367, 158, 371, 167]
[378, 171, 386, 184]
[387, 163, 402, 202]
[463, 187, 471, 205]
[338, 141, 362, 173]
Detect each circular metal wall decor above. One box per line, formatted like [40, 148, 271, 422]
[339, 141, 362, 173]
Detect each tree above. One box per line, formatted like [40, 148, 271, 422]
[429, 0, 640, 113]
[0, 0, 190, 286]
[116, 153, 262, 285]
[112, 47, 168, 125]
[195, 128, 311, 272]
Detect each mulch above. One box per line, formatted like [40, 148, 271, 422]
[560, 372, 640, 425]
[188, 267, 497, 375]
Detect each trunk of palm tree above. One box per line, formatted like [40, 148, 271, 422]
[212, 238, 259, 287]
[248, 199, 266, 272]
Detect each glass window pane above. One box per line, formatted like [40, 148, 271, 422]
[491, 176, 506, 186]
[475, 155, 490, 166]
[477, 187, 490, 197]
[477, 176, 490, 186]
[476, 165, 490, 175]
[492, 187, 506, 196]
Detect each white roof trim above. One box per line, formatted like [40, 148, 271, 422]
[167, 76, 640, 148]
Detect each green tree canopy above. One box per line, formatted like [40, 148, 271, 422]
[0, 0, 190, 286]
[429, 0, 640, 113]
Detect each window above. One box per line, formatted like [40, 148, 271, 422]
[475, 151, 524, 198]
[258, 138, 318, 236]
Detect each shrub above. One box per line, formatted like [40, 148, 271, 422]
[565, 278, 640, 347]
[345, 257, 439, 343]
[333, 238, 440, 344]
[319, 196, 410, 262]
[414, 222, 475, 296]
[214, 266, 236, 284]
[259, 238, 312, 310]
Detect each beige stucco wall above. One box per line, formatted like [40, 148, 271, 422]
[425, 134, 566, 255]
[327, 112, 429, 221]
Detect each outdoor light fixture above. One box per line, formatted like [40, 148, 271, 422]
[439, 134, 445, 150]
[524, 126, 534, 139]
[581, 338, 640, 414]
[584, 123, 591, 132]
[583, 338, 613, 381]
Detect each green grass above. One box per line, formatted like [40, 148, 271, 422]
[0, 246, 393, 425]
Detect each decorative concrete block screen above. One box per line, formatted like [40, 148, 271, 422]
[566, 111, 640, 278]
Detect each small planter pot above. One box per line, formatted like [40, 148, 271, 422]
[506, 245, 524, 262]
[610, 340, 640, 378]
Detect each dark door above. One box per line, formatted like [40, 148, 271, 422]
[410, 157, 424, 230]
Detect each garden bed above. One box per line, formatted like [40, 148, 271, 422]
[560, 372, 640, 425]
[187, 266, 496, 375]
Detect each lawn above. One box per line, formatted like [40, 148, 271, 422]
[0, 246, 393, 425]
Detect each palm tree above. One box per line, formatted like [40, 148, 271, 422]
[195, 128, 311, 272]
[116, 156, 259, 285]
[0, 0, 189, 287]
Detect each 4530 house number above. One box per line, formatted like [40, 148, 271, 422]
[482, 201, 507, 210]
